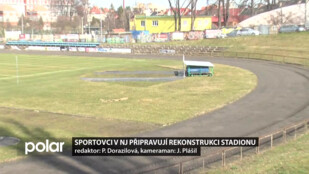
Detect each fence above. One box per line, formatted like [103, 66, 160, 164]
[211, 51, 309, 67]
[93, 44, 309, 67]
[129, 46, 309, 67]
[2, 42, 309, 67]
[126, 119, 309, 174]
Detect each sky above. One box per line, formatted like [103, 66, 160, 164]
[89, 0, 211, 9]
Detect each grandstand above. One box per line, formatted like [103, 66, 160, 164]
[5, 41, 100, 48]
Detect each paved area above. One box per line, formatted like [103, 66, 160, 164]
[81, 77, 184, 82]
[0, 51, 308, 174]
[0, 137, 20, 147]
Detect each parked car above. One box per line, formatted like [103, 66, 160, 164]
[236, 28, 260, 36]
[217, 33, 227, 38]
[226, 30, 239, 37]
[298, 25, 306, 32]
[221, 27, 235, 34]
[278, 25, 299, 33]
[305, 23, 309, 31]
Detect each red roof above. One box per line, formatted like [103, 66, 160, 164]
[211, 16, 224, 23]
[228, 8, 241, 16]
[165, 8, 191, 15]
[212, 15, 246, 24]
[198, 6, 241, 16]
[113, 28, 125, 33]
[103, 8, 109, 13]
[90, 6, 104, 14]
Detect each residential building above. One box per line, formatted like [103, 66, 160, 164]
[0, 0, 79, 30]
[0, 4, 20, 26]
[197, 4, 246, 27]
[130, 15, 212, 33]
[89, 6, 107, 21]
[0, 0, 51, 28]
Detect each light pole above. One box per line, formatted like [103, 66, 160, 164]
[305, 0, 308, 26]
[81, 17, 84, 34]
[280, 2, 283, 24]
[87, 16, 91, 35]
[21, 15, 24, 34]
[100, 19, 103, 42]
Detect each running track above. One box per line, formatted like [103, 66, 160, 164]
[0, 51, 309, 174]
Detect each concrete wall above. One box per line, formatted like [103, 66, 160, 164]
[239, 3, 309, 27]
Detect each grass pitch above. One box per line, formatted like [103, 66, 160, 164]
[204, 133, 309, 174]
[0, 53, 256, 124]
[0, 53, 256, 162]
[145, 32, 309, 59]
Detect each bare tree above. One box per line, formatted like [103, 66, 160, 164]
[218, 0, 222, 28]
[168, 0, 178, 31]
[105, 4, 117, 32]
[222, 0, 225, 26]
[49, 0, 73, 17]
[179, 0, 193, 31]
[267, 0, 271, 11]
[168, 0, 193, 31]
[223, 0, 230, 26]
[177, 0, 181, 31]
[270, 10, 294, 25]
[50, 0, 88, 19]
[251, 0, 254, 16]
[75, 0, 89, 18]
[190, 0, 198, 31]
[116, 6, 132, 31]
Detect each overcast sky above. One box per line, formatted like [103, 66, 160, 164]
[89, 0, 212, 9]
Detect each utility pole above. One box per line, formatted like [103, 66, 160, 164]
[281, 3, 283, 24]
[87, 16, 91, 35]
[81, 17, 84, 34]
[100, 19, 103, 42]
[21, 15, 24, 34]
[305, 1, 307, 24]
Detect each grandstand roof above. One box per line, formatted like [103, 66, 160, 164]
[6, 41, 100, 48]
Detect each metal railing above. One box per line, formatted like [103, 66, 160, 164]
[127, 119, 309, 174]
[210, 51, 309, 67]
[2, 44, 308, 67]
[128, 46, 309, 67]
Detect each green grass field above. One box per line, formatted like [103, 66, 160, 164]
[203, 133, 309, 174]
[0, 53, 256, 162]
[145, 32, 309, 59]
[0, 53, 257, 124]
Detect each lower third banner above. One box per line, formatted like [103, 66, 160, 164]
[72, 137, 259, 156]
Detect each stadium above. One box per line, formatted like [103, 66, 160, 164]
[0, 0, 309, 174]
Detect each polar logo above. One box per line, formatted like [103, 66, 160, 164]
[25, 139, 64, 155]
